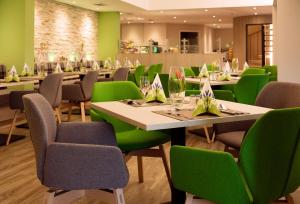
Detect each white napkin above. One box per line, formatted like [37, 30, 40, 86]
[145, 73, 167, 103]
[10, 65, 18, 75]
[92, 60, 100, 70]
[199, 64, 209, 77]
[54, 63, 63, 73]
[124, 58, 133, 68]
[65, 61, 74, 72]
[104, 58, 113, 69]
[115, 60, 122, 69]
[243, 62, 249, 71]
[224, 61, 231, 73]
[134, 59, 141, 67]
[5, 65, 20, 82]
[21, 63, 31, 76]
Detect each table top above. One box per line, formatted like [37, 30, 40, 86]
[20, 74, 80, 81]
[91, 99, 271, 131]
[185, 77, 240, 86]
[0, 80, 39, 88]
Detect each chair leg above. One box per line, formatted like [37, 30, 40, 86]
[159, 145, 172, 189]
[44, 191, 55, 204]
[137, 156, 144, 183]
[203, 126, 211, 144]
[6, 110, 19, 145]
[185, 193, 193, 204]
[55, 108, 62, 124]
[67, 105, 72, 121]
[80, 102, 86, 122]
[113, 189, 125, 204]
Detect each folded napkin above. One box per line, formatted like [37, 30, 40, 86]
[54, 63, 63, 73]
[145, 73, 167, 103]
[199, 64, 209, 78]
[218, 69, 231, 81]
[134, 59, 141, 67]
[211, 61, 220, 71]
[115, 59, 122, 69]
[104, 58, 113, 69]
[232, 58, 239, 70]
[5, 65, 20, 82]
[91, 60, 100, 70]
[65, 61, 74, 72]
[243, 62, 249, 71]
[21, 63, 32, 76]
[192, 80, 221, 116]
[124, 58, 133, 68]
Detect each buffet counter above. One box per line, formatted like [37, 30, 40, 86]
[117, 52, 222, 73]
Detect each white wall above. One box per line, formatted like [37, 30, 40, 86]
[203, 26, 214, 53]
[276, 0, 300, 82]
[144, 24, 167, 46]
[121, 24, 144, 45]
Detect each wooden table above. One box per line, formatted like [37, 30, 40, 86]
[185, 77, 240, 86]
[0, 80, 39, 89]
[91, 99, 271, 203]
[20, 74, 80, 84]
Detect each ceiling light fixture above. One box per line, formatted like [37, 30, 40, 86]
[204, 9, 208, 12]
[217, 25, 221, 28]
[213, 24, 216, 26]
[127, 21, 130, 24]
[183, 20, 187, 23]
[254, 12, 258, 15]
[173, 16, 177, 19]
[218, 19, 222, 22]
[160, 10, 164, 13]
[253, 7, 257, 10]
[212, 15, 216, 18]
[120, 12, 124, 15]
[72, 1, 76, 3]
[150, 20, 154, 23]
[137, 17, 143, 20]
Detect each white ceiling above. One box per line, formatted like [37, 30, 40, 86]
[55, 0, 272, 28]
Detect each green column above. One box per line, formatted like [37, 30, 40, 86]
[98, 12, 120, 61]
[0, 0, 35, 73]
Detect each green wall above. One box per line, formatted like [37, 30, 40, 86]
[98, 12, 120, 61]
[0, 0, 34, 73]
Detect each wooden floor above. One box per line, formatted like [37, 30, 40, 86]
[0, 112, 300, 204]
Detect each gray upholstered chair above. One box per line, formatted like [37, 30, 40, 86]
[6, 73, 64, 145]
[98, 68, 129, 82]
[62, 70, 98, 122]
[23, 93, 128, 204]
[215, 81, 300, 156]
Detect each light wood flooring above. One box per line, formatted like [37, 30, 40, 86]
[0, 112, 300, 204]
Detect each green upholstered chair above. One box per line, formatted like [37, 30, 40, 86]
[133, 65, 145, 87]
[263, 65, 278, 81]
[171, 108, 300, 204]
[147, 64, 163, 83]
[90, 81, 171, 186]
[191, 66, 200, 76]
[184, 67, 199, 91]
[241, 68, 266, 76]
[159, 73, 169, 98]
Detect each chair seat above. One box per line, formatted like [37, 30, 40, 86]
[116, 129, 170, 152]
[216, 131, 245, 149]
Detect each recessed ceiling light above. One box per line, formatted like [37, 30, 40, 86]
[127, 21, 130, 24]
[213, 24, 216, 26]
[217, 25, 221, 28]
[72, 1, 76, 3]
[160, 10, 164, 13]
[218, 19, 222, 22]
[204, 9, 208, 12]
[120, 12, 123, 15]
[150, 20, 154, 23]
[212, 15, 216, 18]
[173, 16, 177, 19]
[254, 12, 258, 15]
[137, 17, 143, 20]
[183, 20, 187, 23]
[253, 7, 257, 10]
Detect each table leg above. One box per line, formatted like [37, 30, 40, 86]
[170, 127, 186, 204]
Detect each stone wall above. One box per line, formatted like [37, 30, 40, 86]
[34, 0, 98, 62]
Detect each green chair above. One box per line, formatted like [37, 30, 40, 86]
[147, 64, 163, 83]
[159, 73, 169, 97]
[127, 73, 135, 84]
[191, 66, 200, 76]
[133, 65, 145, 87]
[90, 81, 171, 186]
[184, 67, 199, 91]
[263, 65, 277, 81]
[171, 108, 300, 204]
[241, 68, 266, 76]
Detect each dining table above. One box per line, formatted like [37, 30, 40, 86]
[91, 98, 271, 204]
[0, 79, 39, 89]
[185, 77, 240, 86]
[20, 74, 80, 84]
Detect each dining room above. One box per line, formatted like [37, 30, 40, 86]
[0, 0, 300, 204]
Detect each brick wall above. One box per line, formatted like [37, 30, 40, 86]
[34, 0, 98, 61]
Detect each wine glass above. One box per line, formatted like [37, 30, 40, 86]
[140, 75, 151, 97]
[232, 58, 239, 73]
[168, 66, 186, 110]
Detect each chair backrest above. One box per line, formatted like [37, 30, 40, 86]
[148, 64, 163, 83]
[113, 68, 129, 81]
[191, 67, 200, 76]
[256, 82, 300, 109]
[263, 65, 278, 81]
[239, 108, 300, 203]
[23, 93, 57, 182]
[241, 68, 266, 76]
[81, 70, 99, 100]
[159, 74, 169, 97]
[184, 67, 195, 77]
[0, 64, 6, 79]
[234, 74, 269, 105]
[134, 65, 145, 86]
[91, 81, 143, 132]
[39, 73, 64, 108]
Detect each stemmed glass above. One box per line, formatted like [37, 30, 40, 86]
[168, 66, 186, 110]
[140, 76, 151, 97]
[232, 58, 239, 73]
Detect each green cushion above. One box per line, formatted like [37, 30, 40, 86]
[191, 66, 200, 76]
[117, 129, 170, 152]
[263, 65, 277, 81]
[241, 68, 266, 76]
[213, 90, 235, 102]
[184, 67, 199, 90]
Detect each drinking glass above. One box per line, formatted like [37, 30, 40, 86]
[140, 76, 151, 97]
[232, 58, 239, 73]
[168, 66, 186, 109]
